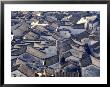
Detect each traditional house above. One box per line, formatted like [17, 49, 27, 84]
[81, 65, 100, 77]
[26, 46, 46, 58]
[33, 43, 44, 48]
[42, 55, 59, 66]
[70, 48, 84, 59]
[23, 31, 39, 40]
[61, 51, 72, 59]
[59, 29, 71, 39]
[71, 31, 90, 42]
[11, 45, 27, 56]
[63, 64, 81, 77]
[18, 64, 36, 77]
[46, 16, 57, 23]
[11, 70, 26, 77]
[50, 22, 59, 29]
[12, 22, 30, 37]
[57, 40, 72, 53]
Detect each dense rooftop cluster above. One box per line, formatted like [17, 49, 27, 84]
[11, 11, 100, 77]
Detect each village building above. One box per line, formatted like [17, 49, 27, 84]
[23, 31, 39, 40]
[11, 70, 27, 77]
[26, 46, 46, 58]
